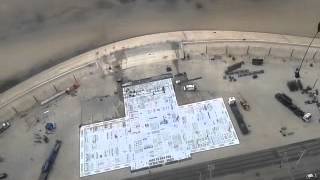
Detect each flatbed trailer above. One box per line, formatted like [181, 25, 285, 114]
[38, 140, 62, 180]
[275, 93, 311, 122]
[228, 97, 249, 135]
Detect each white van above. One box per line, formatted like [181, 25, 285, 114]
[183, 84, 197, 91]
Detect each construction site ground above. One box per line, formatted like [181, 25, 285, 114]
[0, 54, 320, 180]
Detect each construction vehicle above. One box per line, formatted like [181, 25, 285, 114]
[38, 140, 62, 180]
[238, 93, 250, 111]
[65, 81, 80, 95]
[228, 97, 250, 135]
[225, 61, 244, 74]
[45, 122, 56, 134]
[0, 121, 10, 134]
[275, 93, 312, 122]
[183, 84, 197, 91]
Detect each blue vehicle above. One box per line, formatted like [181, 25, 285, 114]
[38, 140, 62, 180]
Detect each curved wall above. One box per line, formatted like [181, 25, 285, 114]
[0, 31, 320, 121]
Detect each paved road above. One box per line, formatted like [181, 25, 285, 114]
[125, 138, 320, 180]
[1, 0, 320, 91]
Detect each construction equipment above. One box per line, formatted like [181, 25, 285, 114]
[228, 97, 250, 135]
[225, 69, 249, 76]
[225, 61, 244, 74]
[238, 70, 264, 77]
[287, 80, 300, 92]
[65, 81, 80, 95]
[45, 122, 56, 134]
[38, 140, 62, 180]
[0, 121, 10, 134]
[175, 77, 202, 85]
[252, 58, 264, 66]
[40, 81, 80, 105]
[238, 93, 251, 111]
[275, 93, 312, 122]
[183, 84, 197, 91]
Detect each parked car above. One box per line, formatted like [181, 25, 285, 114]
[303, 112, 312, 122]
[0, 121, 10, 134]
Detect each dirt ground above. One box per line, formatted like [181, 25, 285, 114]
[1, 0, 320, 91]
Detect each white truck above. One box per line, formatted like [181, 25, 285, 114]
[183, 84, 197, 91]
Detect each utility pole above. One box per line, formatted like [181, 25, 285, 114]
[295, 22, 320, 78]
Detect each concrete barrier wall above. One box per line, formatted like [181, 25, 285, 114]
[10, 95, 37, 113]
[183, 42, 320, 61]
[1, 31, 320, 121]
[206, 44, 226, 55]
[227, 45, 249, 56]
[270, 46, 292, 58]
[291, 47, 318, 60]
[32, 85, 57, 102]
[183, 44, 206, 55]
[248, 46, 270, 57]
[123, 50, 177, 69]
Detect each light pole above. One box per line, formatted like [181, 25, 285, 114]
[295, 22, 320, 78]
